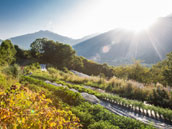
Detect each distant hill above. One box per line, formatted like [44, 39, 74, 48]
[74, 17, 172, 65]
[0, 39, 2, 43]
[8, 30, 96, 49]
[75, 33, 99, 44]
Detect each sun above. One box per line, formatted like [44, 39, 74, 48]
[119, 17, 157, 32]
[54, 0, 172, 38]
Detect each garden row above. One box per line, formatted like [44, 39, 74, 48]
[29, 75, 172, 124]
[21, 76, 155, 129]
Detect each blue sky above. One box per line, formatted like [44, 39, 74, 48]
[0, 0, 81, 39]
[0, 0, 172, 39]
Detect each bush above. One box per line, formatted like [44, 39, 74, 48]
[0, 73, 7, 89]
[0, 84, 81, 129]
[88, 120, 119, 129]
[2, 64, 20, 78]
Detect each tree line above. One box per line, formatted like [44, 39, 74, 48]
[0, 38, 172, 87]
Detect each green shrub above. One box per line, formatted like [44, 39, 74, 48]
[2, 64, 20, 78]
[0, 73, 7, 89]
[88, 120, 119, 129]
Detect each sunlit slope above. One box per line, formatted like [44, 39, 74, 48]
[74, 17, 172, 65]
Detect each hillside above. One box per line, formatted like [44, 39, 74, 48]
[74, 17, 172, 65]
[9, 30, 96, 49]
[0, 39, 172, 128]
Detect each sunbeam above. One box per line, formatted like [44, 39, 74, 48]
[145, 30, 163, 60]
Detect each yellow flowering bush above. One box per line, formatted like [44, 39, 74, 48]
[0, 84, 81, 129]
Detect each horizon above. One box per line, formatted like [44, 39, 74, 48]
[1, 0, 172, 40]
[0, 29, 99, 40]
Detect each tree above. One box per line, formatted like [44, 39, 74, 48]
[163, 52, 172, 86]
[150, 62, 165, 85]
[30, 38, 46, 58]
[128, 61, 151, 84]
[30, 38, 76, 68]
[0, 40, 16, 65]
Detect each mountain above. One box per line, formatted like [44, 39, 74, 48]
[9, 30, 75, 49]
[0, 39, 2, 43]
[75, 33, 99, 44]
[9, 30, 96, 49]
[74, 17, 172, 65]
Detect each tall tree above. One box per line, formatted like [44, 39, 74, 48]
[30, 38, 76, 68]
[0, 40, 16, 65]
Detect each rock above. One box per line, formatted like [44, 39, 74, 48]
[52, 82, 63, 87]
[81, 92, 100, 104]
[45, 80, 51, 84]
[69, 89, 78, 93]
[63, 86, 68, 88]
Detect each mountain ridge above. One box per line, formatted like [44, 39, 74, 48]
[74, 17, 172, 65]
[7, 30, 97, 49]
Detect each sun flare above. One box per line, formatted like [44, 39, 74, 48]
[56, 0, 172, 38]
[118, 17, 157, 32]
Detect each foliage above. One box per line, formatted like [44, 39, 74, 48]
[20, 75, 156, 128]
[2, 64, 21, 78]
[73, 57, 114, 77]
[35, 69, 172, 109]
[0, 40, 16, 65]
[20, 76, 84, 106]
[14, 45, 33, 63]
[0, 84, 81, 129]
[0, 73, 7, 89]
[150, 62, 165, 85]
[23, 62, 40, 74]
[30, 38, 76, 68]
[163, 52, 172, 86]
[72, 102, 154, 129]
[113, 61, 152, 84]
[29, 72, 172, 121]
[148, 86, 172, 108]
[88, 120, 119, 129]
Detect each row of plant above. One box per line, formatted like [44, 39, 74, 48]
[20, 76, 84, 106]
[29, 74, 172, 124]
[21, 75, 155, 129]
[59, 79, 172, 123]
[101, 94, 172, 123]
[66, 80, 172, 123]
[66, 76, 172, 110]
[71, 102, 155, 129]
[48, 67, 172, 109]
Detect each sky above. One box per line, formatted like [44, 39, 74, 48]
[0, 0, 172, 39]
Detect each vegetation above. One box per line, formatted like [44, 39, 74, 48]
[32, 67, 171, 109]
[0, 39, 172, 128]
[0, 84, 81, 129]
[13, 38, 172, 87]
[24, 73, 172, 123]
[0, 40, 16, 65]
[20, 75, 155, 129]
[163, 52, 172, 86]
